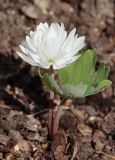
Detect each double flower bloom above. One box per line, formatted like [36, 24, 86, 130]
[17, 22, 85, 70]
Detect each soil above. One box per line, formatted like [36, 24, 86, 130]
[0, 0, 115, 160]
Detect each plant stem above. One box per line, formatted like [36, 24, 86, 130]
[53, 98, 67, 137]
[48, 72, 67, 139]
[48, 96, 55, 139]
[48, 73, 55, 139]
[53, 105, 63, 136]
[48, 94, 67, 139]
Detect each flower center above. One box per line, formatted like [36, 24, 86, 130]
[48, 59, 54, 65]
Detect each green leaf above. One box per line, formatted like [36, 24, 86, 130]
[57, 49, 111, 98]
[40, 49, 111, 98]
[58, 49, 96, 86]
[62, 83, 88, 98]
[41, 74, 63, 96]
[91, 64, 110, 85]
[84, 80, 112, 96]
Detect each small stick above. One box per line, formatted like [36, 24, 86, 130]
[71, 142, 78, 160]
[97, 151, 115, 160]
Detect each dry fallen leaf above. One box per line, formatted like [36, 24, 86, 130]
[71, 141, 78, 160]
[51, 130, 67, 160]
[0, 134, 10, 145]
[6, 153, 13, 160]
[22, 115, 41, 132]
[21, 4, 41, 19]
[102, 86, 113, 98]
[77, 123, 92, 136]
[93, 130, 106, 151]
[9, 130, 23, 141]
[27, 132, 45, 143]
[71, 108, 85, 120]
[34, 0, 51, 13]
[14, 140, 31, 153]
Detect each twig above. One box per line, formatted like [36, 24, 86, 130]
[32, 109, 48, 116]
[97, 151, 115, 160]
[71, 142, 78, 160]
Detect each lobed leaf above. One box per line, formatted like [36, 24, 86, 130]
[41, 49, 112, 98]
[41, 74, 63, 96]
[57, 49, 111, 98]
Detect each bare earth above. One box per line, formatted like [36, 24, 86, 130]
[0, 0, 115, 159]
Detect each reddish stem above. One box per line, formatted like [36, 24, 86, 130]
[48, 74, 67, 139]
[53, 105, 63, 136]
[48, 97, 67, 139]
[53, 98, 66, 136]
[48, 98, 55, 138]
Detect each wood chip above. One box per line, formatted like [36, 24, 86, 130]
[21, 4, 41, 19]
[0, 134, 10, 145]
[77, 123, 92, 136]
[51, 130, 67, 160]
[14, 140, 31, 153]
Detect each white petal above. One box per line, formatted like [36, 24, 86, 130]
[17, 52, 37, 66]
[18, 22, 85, 70]
[26, 36, 37, 52]
[36, 22, 49, 33]
[71, 36, 85, 53]
[30, 31, 34, 37]
[62, 28, 76, 49]
[41, 24, 60, 58]
[73, 36, 85, 48]
[19, 44, 44, 68]
[59, 23, 67, 46]
[20, 44, 38, 60]
[19, 45, 28, 55]
[53, 54, 80, 69]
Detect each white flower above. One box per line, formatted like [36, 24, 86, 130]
[17, 22, 85, 70]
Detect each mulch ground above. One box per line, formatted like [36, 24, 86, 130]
[0, 0, 115, 159]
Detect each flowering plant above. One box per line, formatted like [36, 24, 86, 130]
[17, 22, 85, 69]
[18, 22, 111, 139]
